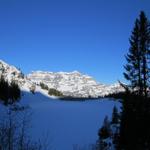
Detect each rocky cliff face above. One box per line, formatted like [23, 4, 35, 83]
[27, 71, 124, 98]
[0, 60, 124, 98]
[0, 60, 25, 85]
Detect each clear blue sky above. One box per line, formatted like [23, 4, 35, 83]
[0, 0, 150, 84]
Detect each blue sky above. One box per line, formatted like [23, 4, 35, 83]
[0, 0, 150, 84]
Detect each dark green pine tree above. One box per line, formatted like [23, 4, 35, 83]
[0, 75, 9, 104]
[139, 11, 150, 97]
[98, 116, 111, 139]
[111, 106, 119, 124]
[97, 116, 112, 150]
[9, 80, 21, 104]
[119, 11, 150, 150]
[0, 77, 21, 104]
[124, 11, 150, 97]
[123, 18, 142, 95]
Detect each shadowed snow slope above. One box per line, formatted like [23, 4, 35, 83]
[20, 91, 121, 150]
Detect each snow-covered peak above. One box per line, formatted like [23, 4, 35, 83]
[0, 60, 24, 83]
[0, 59, 8, 66]
[28, 71, 124, 98]
[0, 60, 124, 98]
[0, 60, 20, 73]
[30, 70, 81, 75]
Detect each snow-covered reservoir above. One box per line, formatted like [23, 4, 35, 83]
[20, 91, 121, 150]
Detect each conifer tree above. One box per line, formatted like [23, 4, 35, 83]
[111, 106, 119, 124]
[124, 19, 141, 93]
[124, 11, 150, 97]
[97, 116, 112, 150]
[98, 116, 111, 139]
[119, 11, 150, 149]
[0, 75, 9, 104]
[139, 11, 150, 97]
[9, 80, 21, 103]
[0, 76, 21, 104]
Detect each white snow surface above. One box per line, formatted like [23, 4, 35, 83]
[0, 59, 25, 85]
[0, 91, 121, 150]
[20, 91, 121, 150]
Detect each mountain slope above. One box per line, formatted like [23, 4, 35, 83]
[0, 60, 24, 84]
[0, 60, 124, 98]
[28, 71, 124, 98]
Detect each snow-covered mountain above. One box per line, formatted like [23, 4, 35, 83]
[27, 71, 124, 98]
[0, 60, 34, 91]
[0, 60, 124, 98]
[0, 60, 25, 84]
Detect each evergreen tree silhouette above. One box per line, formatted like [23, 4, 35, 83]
[0, 76, 21, 105]
[124, 11, 150, 97]
[9, 80, 21, 104]
[119, 11, 150, 149]
[98, 116, 111, 139]
[0, 75, 9, 104]
[139, 12, 150, 97]
[111, 106, 119, 124]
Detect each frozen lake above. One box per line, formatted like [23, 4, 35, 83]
[21, 92, 121, 150]
[0, 91, 121, 150]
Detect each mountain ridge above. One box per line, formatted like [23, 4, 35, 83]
[0, 60, 125, 98]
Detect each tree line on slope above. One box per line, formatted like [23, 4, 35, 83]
[0, 75, 21, 105]
[40, 82, 63, 97]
